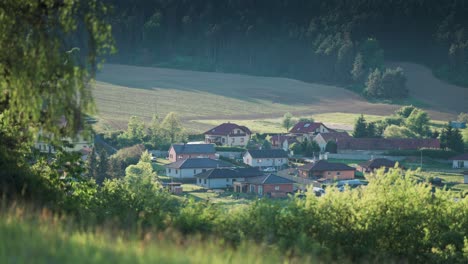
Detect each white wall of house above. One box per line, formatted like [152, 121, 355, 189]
[35, 133, 93, 154]
[452, 160, 468, 169]
[243, 152, 287, 169]
[166, 168, 211, 178]
[196, 177, 246, 188]
[313, 135, 327, 151]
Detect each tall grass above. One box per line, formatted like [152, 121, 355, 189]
[0, 205, 315, 264]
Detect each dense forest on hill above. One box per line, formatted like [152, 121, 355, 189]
[105, 0, 468, 96]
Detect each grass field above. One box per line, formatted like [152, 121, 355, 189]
[93, 63, 456, 133]
[0, 207, 308, 264]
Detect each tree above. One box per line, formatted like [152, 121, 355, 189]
[304, 141, 320, 157]
[298, 117, 315, 123]
[383, 125, 417, 138]
[148, 114, 166, 148]
[124, 151, 159, 191]
[124, 116, 146, 142]
[86, 148, 98, 178]
[457, 112, 468, 123]
[0, 1, 113, 194]
[325, 140, 338, 153]
[395, 105, 416, 118]
[353, 115, 368, 138]
[380, 67, 408, 98]
[405, 109, 430, 137]
[96, 149, 109, 185]
[282, 113, 295, 132]
[440, 123, 464, 152]
[449, 128, 465, 153]
[351, 52, 365, 82]
[161, 112, 185, 143]
[365, 68, 383, 98]
[366, 122, 378, 138]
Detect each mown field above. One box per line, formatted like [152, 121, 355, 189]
[93, 63, 457, 133]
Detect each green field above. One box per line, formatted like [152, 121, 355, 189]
[93, 64, 456, 133]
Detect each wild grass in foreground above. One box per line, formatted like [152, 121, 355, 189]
[0, 206, 314, 264]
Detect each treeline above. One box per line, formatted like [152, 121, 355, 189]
[106, 0, 468, 97]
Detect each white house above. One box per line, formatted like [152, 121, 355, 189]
[164, 158, 235, 179]
[313, 132, 351, 152]
[195, 168, 264, 189]
[204, 123, 252, 147]
[243, 149, 289, 170]
[289, 121, 334, 142]
[450, 153, 468, 169]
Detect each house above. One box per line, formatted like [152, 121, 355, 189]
[297, 160, 355, 181]
[204, 123, 252, 147]
[450, 153, 468, 169]
[289, 121, 335, 142]
[336, 138, 440, 152]
[313, 132, 352, 152]
[233, 174, 294, 198]
[357, 158, 398, 173]
[194, 167, 264, 189]
[165, 158, 235, 178]
[243, 149, 289, 170]
[270, 135, 299, 151]
[168, 143, 216, 162]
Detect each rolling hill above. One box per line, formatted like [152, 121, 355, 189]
[93, 63, 459, 133]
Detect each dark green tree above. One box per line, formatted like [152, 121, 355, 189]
[353, 115, 368, 138]
[325, 140, 338, 153]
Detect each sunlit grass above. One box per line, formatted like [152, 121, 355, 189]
[0, 206, 312, 264]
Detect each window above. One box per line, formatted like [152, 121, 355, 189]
[168, 169, 171, 173]
[176, 170, 179, 174]
[226, 178, 230, 182]
[275, 186, 280, 191]
[222, 138, 226, 143]
[194, 169, 197, 174]
[232, 179, 236, 183]
[279, 159, 282, 162]
[240, 138, 244, 143]
[231, 138, 235, 143]
[327, 172, 331, 175]
[336, 172, 341, 176]
[204, 179, 207, 184]
[198, 178, 201, 183]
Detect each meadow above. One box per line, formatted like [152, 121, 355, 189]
[93, 64, 457, 133]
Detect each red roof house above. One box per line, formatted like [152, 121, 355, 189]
[204, 123, 252, 147]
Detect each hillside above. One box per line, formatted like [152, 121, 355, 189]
[93, 63, 455, 133]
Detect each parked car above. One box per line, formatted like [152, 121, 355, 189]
[151, 156, 157, 162]
[312, 187, 325, 197]
[262, 167, 276, 172]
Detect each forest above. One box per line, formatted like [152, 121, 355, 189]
[106, 0, 468, 97]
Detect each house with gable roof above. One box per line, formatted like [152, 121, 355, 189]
[194, 167, 264, 188]
[313, 132, 352, 152]
[243, 149, 289, 170]
[289, 121, 335, 142]
[204, 122, 252, 147]
[233, 174, 294, 198]
[165, 158, 235, 178]
[168, 143, 216, 162]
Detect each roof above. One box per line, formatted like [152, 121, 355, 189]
[246, 149, 289, 158]
[289, 121, 335, 134]
[270, 135, 299, 145]
[358, 158, 396, 169]
[171, 143, 215, 154]
[450, 153, 468, 161]
[204, 123, 252, 136]
[337, 138, 440, 151]
[245, 174, 295, 185]
[194, 167, 263, 179]
[317, 132, 351, 142]
[298, 160, 355, 172]
[165, 158, 234, 169]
